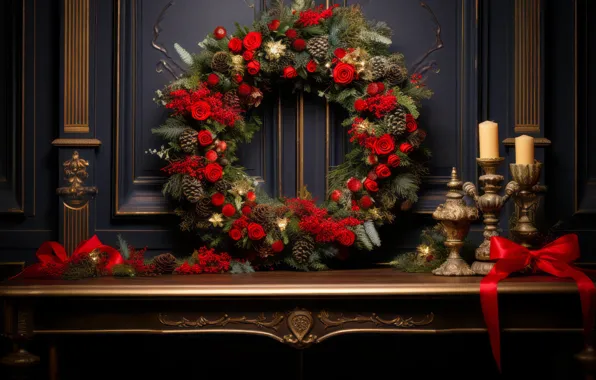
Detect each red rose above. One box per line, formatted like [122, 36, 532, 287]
[238, 83, 252, 96]
[222, 204, 236, 217]
[243, 50, 254, 61]
[211, 193, 225, 206]
[363, 178, 379, 192]
[373, 134, 395, 156]
[375, 164, 391, 179]
[204, 163, 223, 182]
[330, 189, 342, 202]
[213, 26, 227, 40]
[406, 114, 418, 133]
[283, 66, 297, 79]
[387, 154, 400, 168]
[292, 39, 306, 51]
[271, 240, 284, 253]
[246, 191, 256, 202]
[336, 229, 356, 246]
[334, 48, 346, 58]
[216, 140, 227, 152]
[241, 205, 252, 216]
[247, 222, 266, 240]
[228, 37, 243, 53]
[205, 150, 218, 162]
[360, 195, 373, 209]
[229, 229, 242, 241]
[243, 31, 262, 51]
[347, 177, 362, 192]
[367, 83, 379, 96]
[189, 101, 211, 121]
[197, 130, 214, 146]
[306, 60, 317, 73]
[234, 74, 243, 84]
[399, 142, 414, 154]
[354, 99, 367, 112]
[333, 63, 355, 85]
[207, 73, 220, 87]
[247, 60, 260, 75]
[285, 29, 298, 39]
[377, 82, 385, 93]
[268, 19, 280, 31]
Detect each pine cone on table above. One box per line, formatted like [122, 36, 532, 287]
[153, 253, 178, 274]
[383, 107, 406, 136]
[182, 176, 204, 203]
[385, 64, 408, 86]
[369, 56, 388, 80]
[211, 51, 231, 73]
[179, 128, 198, 153]
[408, 129, 427, 148]
[292, 236, 314, 264]
[214, 180, 232, 193]
[223, 91, 241, 110]
[195, 196, 212, 217]
[306, 36, 329, 60]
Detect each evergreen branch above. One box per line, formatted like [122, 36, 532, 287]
[174, 43, 194, 66]
[116, 234, 130, 260]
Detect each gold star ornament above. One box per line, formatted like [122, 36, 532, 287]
[208, 213, 224, 227]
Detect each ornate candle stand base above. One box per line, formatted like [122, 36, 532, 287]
[509, 162, 542, 248]
[432, 168, 479, 276]
[463, 158, 519, 275]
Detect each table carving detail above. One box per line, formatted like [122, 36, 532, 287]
[318, 311, 434, 329]
[158, 312, 284, 331]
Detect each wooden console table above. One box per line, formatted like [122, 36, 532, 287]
[0, 268, 595, 379]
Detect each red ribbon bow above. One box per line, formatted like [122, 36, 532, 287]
[15, 235, 123, 279]
[480, 234, 595, 371]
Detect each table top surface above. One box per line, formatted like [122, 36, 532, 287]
[0, 268, 585, 297]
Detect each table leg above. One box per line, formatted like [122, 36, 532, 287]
[48, 344, 58, 380]
[0, 300, 39, 379]
[576, 345, 596, 380]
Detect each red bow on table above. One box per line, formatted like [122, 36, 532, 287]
[480, 234, 596, 371]
[15, 235, 123, 279]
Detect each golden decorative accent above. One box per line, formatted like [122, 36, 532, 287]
[64, 0, 90, 133]
[319, 311, 434, 329]
[51, 138, 102, 147]
[284, 310, 317, 347]
[208, 213, 224, 227]
[264, 40, 286, 61]
[502, 137, 551, 147]
[514, 0, 541, 133]
[56, 151, 97, 201]
[158, 313, 284, 331]
[63, 202, 89, 256]
[509, 162, 542, 248]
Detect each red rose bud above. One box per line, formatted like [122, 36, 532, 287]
[360, 195, 373, 209]
[336, 229, 356, 246]
[367, 171, 378, 181]
[268, 19, 280, 31]
[241, 205, 252, 216]
[364, 178, 379, 192]
[282, 66, 297, 79]
[222, 203, 236, 217]
[205, 150, 218, 162]
[211, 192, 225, 206]
[216, 140, 227, 152]
[366, 154, 378, 165]
[207, 73, 220, 87]
[367, 83, 379, 96]
[271, 240, 284, 253]
[242, 50, 254, 61]
[375, 163, 391, 179]
[247, 222, 266, 240]
[399, 142, 414, 154]
[373, 134, 395, 156]
[243, 31, 262, 51]
[197, 130, 214, 146]
[238, 83, 252, 96]
[306, 60, 317, 73]
[228, 37, 243, 53]
[204, 163, 223, 182]
[229, 228, 242, 241]
[213, 26, 227, 40]
[333, 63, 355, 85]
[387, 154, 401, 168]
[189, 101, 211, 121]
[354, 99, 367, 112]
[247, 60, 261, 75]
[330, 189, 342, 202]
[347, 177, 362, 192]
[352, 205, 360, 211]
[292, 39, 306, 51]
[285, 29, 298, 39]
[334, 48, 346, 58]
[246, 191, 256, 202]
[234, 74, 243, 84]
[405, 114, 418, 133]
[376, 82, 385, 93]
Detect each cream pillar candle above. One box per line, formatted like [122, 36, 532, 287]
[478, 121, 499, 158]
[515, 135, 534, 165]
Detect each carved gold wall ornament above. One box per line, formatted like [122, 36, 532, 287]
[56, 151, 98, 204]
[284, 310, 317, 348]
[318, 311, 434, 329]
[158, 313, 284, 331]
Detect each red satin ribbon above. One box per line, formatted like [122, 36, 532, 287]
[16, 235, 123, 278]
[480, 234, 596, 371]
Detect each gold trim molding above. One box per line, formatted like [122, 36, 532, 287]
[502, 137, 551, 147]
[52, 138, 102, 147]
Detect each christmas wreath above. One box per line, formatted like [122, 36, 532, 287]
[150, 0, 434, 271]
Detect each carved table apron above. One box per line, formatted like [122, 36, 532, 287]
[0, 269, 593, 378]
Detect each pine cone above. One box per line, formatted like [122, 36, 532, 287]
[292, 237, 314, 264]
[153, 253, 178, 274]
[306, 36, 329, 60]
[182, 176, 203, 203]
[211, 51, 231, 73]
[251, 204, 274, 227]
[408, 129, 427, 148]
[214, 180, 232, 193]
[386, 64, 408, 86]
[369, 56, 388, 80]
[195, 196, 212, 217]
[383, 107, 407, 136]
[256, 243, 274, 258]
[179, 128, 198, 153]
[223, 91, 241, 110]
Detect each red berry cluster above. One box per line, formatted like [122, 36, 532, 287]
[174, 247, 231, 274]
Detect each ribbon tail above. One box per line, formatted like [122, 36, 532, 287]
[480, 275, 504, 371]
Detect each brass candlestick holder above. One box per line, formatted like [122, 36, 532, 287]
[509, 161, 542, 248]
[463, 158, 519, 275]
[432, 168, 479, 276]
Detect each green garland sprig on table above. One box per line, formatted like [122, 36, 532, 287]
[150, 0, 435, 270]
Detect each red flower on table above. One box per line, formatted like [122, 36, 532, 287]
[334, 48, 346, 59]
[347, 177, 362, 192]
[247, 60, 261, 75]
[354, 99, 367, 112]
[336, 229, 356, 246]
[205, 150, 218, 162]
[234, 74, 243, 84]
[363, 178, 379, 192]
[204, 163, 223, 182]
[271, 240, 284, 253]
[375, 164, 391, 179]
[399, 142, 414, 154]
[306, 60, 317, 73]
[241, 205, 252, 216]
[211, 192, 225, 206]
[292, 39, 306, 51]
[373, 134, 395, 156]
[360, 195, 373, 209]
[189, 101, 211, 121]
[238, 83, 252, 96]
[222, 204, 236, 217]
[283, 66, 297, 79]
[247, 223, 266, 240]
[197, 130, 214, 146]
[246, 191, 256, 202]
[243, 50, 254, 61]
[268, 19, 280, 31]
[406, 114, 418, 133]
[229, 229, 242, 241]
[330, 189, 342, 202]
[333, 63, 355, 85]
[243, 31, 262, 51]
[228, 37, 243, 53]
[387, 154, 401, 168]
[285, 29, 298, 39]
[207, 73, 219, 87]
